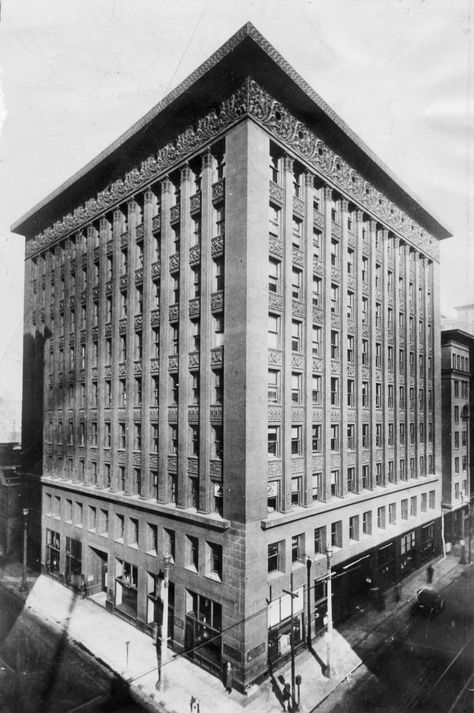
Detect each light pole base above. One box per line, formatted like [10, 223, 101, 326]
[460, 544, 467, 565]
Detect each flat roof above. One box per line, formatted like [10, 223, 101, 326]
[11, 22, 452, 241]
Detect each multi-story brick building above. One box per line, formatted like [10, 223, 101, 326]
[441, 329, 473, 554]
[13, 24, 451, 689]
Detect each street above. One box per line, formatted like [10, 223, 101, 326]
[315, 566, 474, 713]
[0, 587, 146, 713]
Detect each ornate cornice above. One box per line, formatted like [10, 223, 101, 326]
[26, 77, 440, 262]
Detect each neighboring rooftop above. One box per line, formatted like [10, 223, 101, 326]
[11, 22, 451, 241]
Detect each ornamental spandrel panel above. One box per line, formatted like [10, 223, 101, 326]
[169, 305, 179, 322]
[312, 357, 323, 371]
[151, 262, 161, 279]
[118, 363, 126, 377]
[169, 254, 180, 272]
[168, 406, 178, 421]
[135, 269, 143, 285]
[292, 354, 304, 369]
[268, 349, 282, 366]
[292, 407, 304, 421]
[106, 239, 113, 254]
[360, 451, 370, 464]
[268, 406, 282, 422]
[133, 361, 142, 375]
[292, 247, 304, 266]
[150, 407, 159, 419]
[190, 193, 201, 213]
[210, 406, 222, 422]
[362, 243, 370, 257]
[269, 293, 283, 312]
[168, 455, 177, 472]
[120, 232, 128, 248]
[331, 222, 341, 239]
[330, 454, 340, 467]
[211, 235, 224, 255]
[362, 325, 369, 337]
[170, 205, 180, 224]
[292, 458, 304, 474]
[331, 314, 340, 328]
[210, 347, 223, 366]
[104, 324, 112, 337]
[152, 214, 161, 233]
[135, 224, 144, 240]
[188, 299, 200, 318]
[189, 245, 201, 264]
[188, 406, 199, 422]
[330, 361, 340, 374]
[188, 352, 199, 369]
[269, 237, 283, 257]
[211, 291, 224, 313]
[168, 355, 178, 370]
[347, 234, 356, 249]
[151, 309, 160, 326]
[80, 329, 86, 343]
[375, 369, 382, 381]
[119, 319, 127, 334]
[150, 455, 158, 468]
[187, 457, 199, 474]
[331, 267, 341, 282]
[347, 318, 356, 332]
[268, 460, 282, 478]
[134, 315, 143, 330]
[346, 452, 356, 465]
[347, 275, 356, 290]
[312, 455, 323, 468]
[313, 211, 324, 229]
[151, 358, 159, 374]
[292, 301, 305, 318]
[331, 409, 339, 420]
[81, 255, 87, 267]
[92, 326, 98, 340]
[362, 367, 369, 379]
[212, 179, 225, 204]
[293, 196, 304, 217]
[91, 366, 98, 379]
[116, 451, 125, 464]
[313, 260, 324, 277]
[105, 281, 112, 296]
[119, 275, 127, 291]
[210, 460, 222, 477]
[269, 181, 283, 204]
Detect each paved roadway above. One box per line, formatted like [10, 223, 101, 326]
[0, 586, 146, 713]
[314, 566, 474, 713]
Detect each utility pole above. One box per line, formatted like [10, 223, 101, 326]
[19, 508, 29, 593]
[282, 574, 299, 712]
[157, 554, 172, 690]
[325, 545, 334, 678]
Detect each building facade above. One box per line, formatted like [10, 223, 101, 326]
[0, 442, 22, 563]
[13, 24, 450, 690]
[441, 329, 473, 551]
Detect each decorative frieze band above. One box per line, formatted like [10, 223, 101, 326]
[26, 77, 439, 262]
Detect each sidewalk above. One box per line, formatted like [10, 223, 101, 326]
[0, 549, 470, 713]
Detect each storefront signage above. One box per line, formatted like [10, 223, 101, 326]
[247, 642, 265, 661]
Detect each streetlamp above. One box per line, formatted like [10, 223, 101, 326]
[325, 545, 334, 678]
[157, 554, 172, 690]
[19, 508, 29, 593]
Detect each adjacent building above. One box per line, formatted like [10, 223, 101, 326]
[12, 24, 451, 690]
[0, 442, 22, 563]
[441, 329, 473, 552]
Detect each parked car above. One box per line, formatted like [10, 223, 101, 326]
[415, 587, 445, 615]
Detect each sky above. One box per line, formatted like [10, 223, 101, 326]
[0, 0, 472, 438]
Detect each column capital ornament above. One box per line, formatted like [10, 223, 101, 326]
[180, 163, 192, 181]
[323, 186, 333, 199]
[355, 210, 364, 222]
[202, 148, 213, 169]
[161, 175, 172, 193]
[99, 217, 110, 231]
[304, 170, 313, 186]
[282, 155, 294, 172]
[341, 198, 349, 212]
[144, 189, 155, 204]
[127, 198, 139, 213]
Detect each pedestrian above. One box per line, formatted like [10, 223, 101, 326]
[427, 564, 434, 584]
[80, 574, 87, 599]
[394, 583, 401, 602]
[224, 661, 233, 694]
[282, 682, 291, 712]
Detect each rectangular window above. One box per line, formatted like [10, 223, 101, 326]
[347, 334, 354, 363]
[330, 377, 339, 406]
[212, 425, 223, 460]
[377, 506, 386, 529]
[347, 424, 355, 450]
[291, 372, 302, 403]
[312, 325, 321, 356]
[330, 520, 342, 548]
[362, 423, 369, 448]
[347, 467, 356, 492]
[189, 425, 199, 457]
[292, 217, 302, 248]
[312, 375, 321, 404]
[213, 370, 223, 404]
[292, 268, 303, 300]
[291, 425, 302, 456]
[330, 283, 339, 313]
[362, 511, 372, 535]
[268, 314, 281, 349]
[330, 239, 339, 266]
[330, 424, 339, 451]
[269, 258, 281, 293]
[312, 275, 322, 306]
[292, 321, 302, 352]
[410, 496, 417, 517]
[268, 426, 280, 458]
[349, 515, 359, 541]
[347, 379, 355, 407]
[389, 503, 396, 525]
[268, 541, 284, 573]
[312, 473, 321, 502]
[362, 339, 369, 366]
[312, 424, 321, 452]
[314, 526, 325, 554]
[330, 330, 339, 359]
[401, 499, 408, 520]
[361, 465, 370, 489]
[187, 536, 199, 570]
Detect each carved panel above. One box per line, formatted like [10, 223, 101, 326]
[211, 291, 224, 312]
[293, 196, 304, 217]
[169, 253, 180, 272]
[119, 275, 128, 291]
[312, 357, 323, 371]
[347, 364, 356, 377]
[269, 237, 283, 258]
[187, 457, 199, 474]
[135, 268, 143, 284]
[331, 314, 340, 328]
[151, 309, 160, 326]
[292, 301, 304, 318]
[188, 406, 199, 422]
[210, 347, 223, 366]
[212, 179, 225, 204]
[150, 407, 159, 419]
[189, 245, 201, 264]
[330, 454, 340, 467]
[152, 214, 161, 233]
[210, 406, 222, 422]
[268, 460, 282, 478]
[292, 247, 304, 266]
[119, 319, 127, 334]
[104, 365, 111, 378]
[292, 407, 304, 421]
[268, 406, 282, 422]
[189, 298, 200, 317]
[269, 293, 283, 312]
[168, 406, 178, 421]
[136, 224, 144, 240]
[313, 211, 324, 230]
[168, 455, 177, 472]
[268, 349, 282, 366]
[210, 460, 222, 477]
[312, 306, 323, 323]
[151, 262, 160, 279]
[190, 193, 201, 213]
[313, 260, 324, 277]
[168, 355, 178, 370]
[331, 222, 341, 239]
[189, 352, 199, 369]
[269, 181, 284, 204]
[170, 205, 180, 224]
[105, 281, 112, 296]
[211, 235, 224, 255]
[169, 305, 179, 322]
[134, 361, 142, 375]
[292, 458, 304, 474]
[292, 354, 304, 369]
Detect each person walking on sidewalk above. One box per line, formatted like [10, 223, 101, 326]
[224, 661, 233, 693]
[427, 564, 434, 584]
